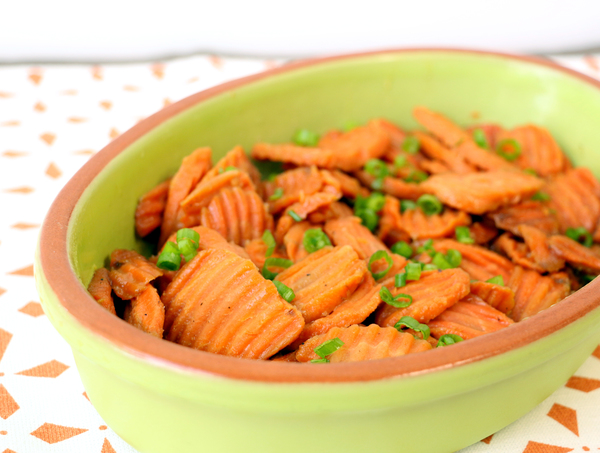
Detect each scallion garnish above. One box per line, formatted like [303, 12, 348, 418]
[269, 187, 284, 201]
[288, 210, 302, 222]
[293, 129, 320, 147]
[310, 358, 329, 364]
[523, 168, 538, 176]
[262, 230, 276, 257]
[404, 170, 428, 183]
[355, 208, 379, 232]
[394, 155, 407, 170]
[455, 226, 475, 244]
[496, 138, 522, 161]
[436, 334, 464, 347]
[177, 238, 198, 263]
[422, 263, 438, 271]
[416, 239, 434, 255]
[262, 257, 293, 280]
[365, 158, 389, 179]
[273, 280, 295, 302]
[391, 241, 413, 259]
[354, 193, 385, 232]
[379, 287, 413, 308]
[312, 337, 344, 363]
[417, 194, 443, 216]
[371, 178, 384, 190]
[432, 252, 452, 270]
[402, 136, 420, 154]
[156, 241, 182, 271]
[303, 229, 331, 253]
[445, 249, 462, 268]
[218, 166, 238, 174]
[368, 250, 393, 280]
[395, 272, 407, 288]
[394, 316, 430, 340]
[405, 262, 422, 281]
[177, 228, 200, 245]
[486, 275, 505, 286]
[472, 128, 489, 149]
[400, 200, 417, 212]
[531, 191, 550, 202]
[566, 227, 593, 248]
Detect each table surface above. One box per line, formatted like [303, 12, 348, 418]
[1, 53, 600, 453]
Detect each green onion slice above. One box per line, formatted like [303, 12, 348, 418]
[262, 230, 276, 257]
[436, 334, 464, 347]
[310, 358, 329, 364]
[394, 316, 431, 340]
[355, 209, 379, 232]
[178, 238, 198, 262]
[496, 138, 522, 161]
[531, 191, 550, 202]
[486, 275, 505, 286]
[416, 238, 434, 255]
[523, 168, 538, 176]
[365, 158, 389, 179]
[273, 280, 295, 302]
[176, 228, 200, 245]
[262, 257, 293, 280]
[404, 170, 428, 183]
[423, 263, 438, 271]
[417, 194, 443, 216]
[455, 226, 475, 244]
[371, 178, 384, 190]
[402, 136, 420, 154]
[380, 287, 413, 308]
[368, 250, 393, 280]
[156, 241, 182, 271]
[288, 210, 302, 222]
[432, 252, 452, 270]
[303, 229, 332, 253]
[445, 249, 462, 268]
[400, 200, 417, 212]
[395, 272, 407, 288]
[314, 337, 344, 359]
[391, 241, 413, 259]
[269, 187, 284, 201]
[472, 128, 489, 150]
[293, 129, 320, 147]
[565, 227, 593, 248]
[405, 262, 422, 281]
[394, 155, 407, 170]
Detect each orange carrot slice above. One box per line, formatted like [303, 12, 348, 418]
[466, 123, 505, 150]
[378, 196, 410, 245]
[376, 268, 471, 326]
[252, 143, 337, 169]
[493, 233, 546, 273]
[264, 167, 328, 214]
[244, 237, 288, 269]
[307, 201, 354, 224]
[421, 170, 543, 214]
[160, 225, 250, 260]
[330, 170, 370, 198]
[124, 284, 165, 338]
[165, 248, 304, 359]
[203, 145, 263, 191]
[418, 158, 450, 175]
[398, 207, 471, 240]
[283, 221, 315, 262]
[469, 281, 515, 315]
[468, 222, 500, 245]
[548, 235, 600, 273]
[135, 179, 171, 238]
[87, 268, 116, 315]
[489, 200, 559, 236]
[275, 245, 367, 323]
[519, 225, 565, 272]
[414, 131, 475, 174]
[354, 170, 425, 200]
[296, 324, 431, 363]
[374, 118, 407, 149]
[108, 249, 163, 300]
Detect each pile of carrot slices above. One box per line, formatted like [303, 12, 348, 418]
[87, 107, 600, 363]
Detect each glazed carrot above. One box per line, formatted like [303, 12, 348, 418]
[378, 196, 410, 245]
[199, 187, 274, 246]
[158, 147, 212, 245]
[354, 170, 425, 200]
[376, 268, 471, 327]
[508, 266, 570, 321]
[203, 145, 263, 191]
[252, 143, 337, 170]
[165, 248, 304, 359]
[421, 170, 543, 214]
[397, 207, 471, 240]
[548, 235, 600, 273]
[160, 225, 250, 260]
[414, 131, 475, 174]
[469, 281, 515, 315]
[135, 179, 171, 238]
[275, 245, 367, 323]
[108, 249, 163, 300]
[418, 158, 450, 175]
[330, 170, 370, 198]
[493, 233, 546, 273]
[428, 294, 514, 340]
[295, 324, 432, 363]
[519, 225, 564, 272]
[373, 118, 407, 149]
[124, 284, 165, 338]
[466, 123, 505, 150]
[545, 168, 600, 233]
[87, 268, 116, 315]
[489, 200, 559, 236]
[468, 222, 500, 245]
[283, 221, 314, 262]
[244, 237, 288, 269]
[307, 201, 354, 224]
[264, 167, 329, 214]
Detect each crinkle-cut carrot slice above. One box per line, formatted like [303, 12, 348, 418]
[545, 168, 600, 233]
[548, 234, 600, 273]
[468, 222, 500, 245]
[330, 170, 370, 198]
[398, 207, 471, 240]
[271, 351, 298, 362]
[200, 186, 274, 246]
[489, 200, 559, 236]
[428, 294, 514, 340]
[374, 118, 407, 149]
[296, 324, 431, 363]
[203, 146, 263, 190]
[165, 248, 304, 359]
[135, 179, 171, 238]
[178, 169, 257, 228]
[124, 285, 165, 339]
[497, 125, 569, 176]
[245, 237, 288, 269]
[469, 281, 515, 315]
[493, 233, 546, 273]
[108, 249, 163, 300]
[508, 266, 570, 322]
[264, 167, 327, 214]
[376, 268, 471, 327]
[354, 171, 425, 200]
[252, 143, 337, 170]
[421, 170, 543, 214]
[378, 196, 410, 245]
[283, 221, 314, 262]
[275, 245, 367, 323]
[307, 201, 353, 224]
[414, 132, 475, 174]
[466, 123, 505, 150]
[455, 140, 515, 171]
[324, 216, 406, 277]
[158, 148, 212, 245]
[434, 239, 514, 283]
[418, 158, 450, 175]
[292, 273, 381, 347]
[87, 268, 116, 315]
[519, 225, 565, 272]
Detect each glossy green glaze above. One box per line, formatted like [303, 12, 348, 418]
[36, 50, 600, 453]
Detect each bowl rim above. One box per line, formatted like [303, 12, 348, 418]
[38, 47, 600, 384]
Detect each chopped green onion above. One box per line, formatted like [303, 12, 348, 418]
[432, 252, 452, 270]
[566, 227, 593, 248]
[523, 168, 538, 176]
[262, 230, 276, 257]
[156, 241, 182, 271]
[262, 257, 293, 280]
[288, 210, 302, 222]
[496, 138, 522, 161]
[269, 187, 284, 201]
[423, 263, 438, 271]
[267, 173, 278, 182]
[368, 250, 393, 280]
[293, 129, 320, 147]
[371, 178, 384, 190]
[380, 287, 413, 308]
[436, 334, 464, 347]
[404, 170, 428, 183]
[314, 337, 344, 359]
[394, 316, 430, 340]
[365, 158, 389, 179]
[391, 241, 413, 259]
[486, 275, 505, 286]
[303, 229, 331, 253]
[445, 249, 462, 268]
[455, 226, 475, 244]
[394, 155, 407, 170]
[177, 228, 200, 245]
[178, 238, 198, 262]
[402, 136, 420, 154]
[405, 262, 422, 281]
[310, 358, 329, 364]
[273, 280, 295, 302]
[531, 191, 550, 202]
[354, 193, 385, 232]
[217, 165, 238, 174]
[355, 209, 379, 232]
[417, 194, 443, 216]
[416, 239, 434, 255]
[472, 128, 489, 149]
[400, 200, 417, 212]
[395, 272, 407, 288]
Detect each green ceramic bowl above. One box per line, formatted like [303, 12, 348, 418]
[35, 49, 600, 453]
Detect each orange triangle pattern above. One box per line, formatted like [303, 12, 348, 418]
[28, 70, 42, 85]
[83, 391, 90, 401]
[17, 360, 69, 378]
[0, 91, 14, 98]
[123, 85, 139, 92]
[109, 128, 120, 139]
[481, 434, 493, 444]
[34, 101, 46, 112]
[11, 222, 39, 229]
[151, 63, 165, 79]
[592, 345, 600, 360]
[9, 264, 34, 276]
[3, 449, 18, 453]
[2, 151, 28, 158]
[101, 438, 117, 453]
[0, 288, 5, 297]
[92, 66, 103, 80]
[100, 100, 112, 110]
[565, 376, 600, 393]
[67, 116, 87, 123]
[40, 132, 56, 146]
[18, 302, 45, 317]
[45, 162, 62, 179]
[4, 187, 34, 194]
[547, 403, 579, 436]
[584, 55, 599, 72]
[209, 55, 223, 69]
[0, 384, 20, 419]
[61, 89, 78, 96]
[1, 121, 20, 127]
[31, 423, 88, 444]
[522, 441, 573, 453]
[0, 329, 13, 362]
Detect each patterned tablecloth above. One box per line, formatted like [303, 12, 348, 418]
[1, 52, 600, 453]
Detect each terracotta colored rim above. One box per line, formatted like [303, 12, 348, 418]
[39, 48, 600, 383]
